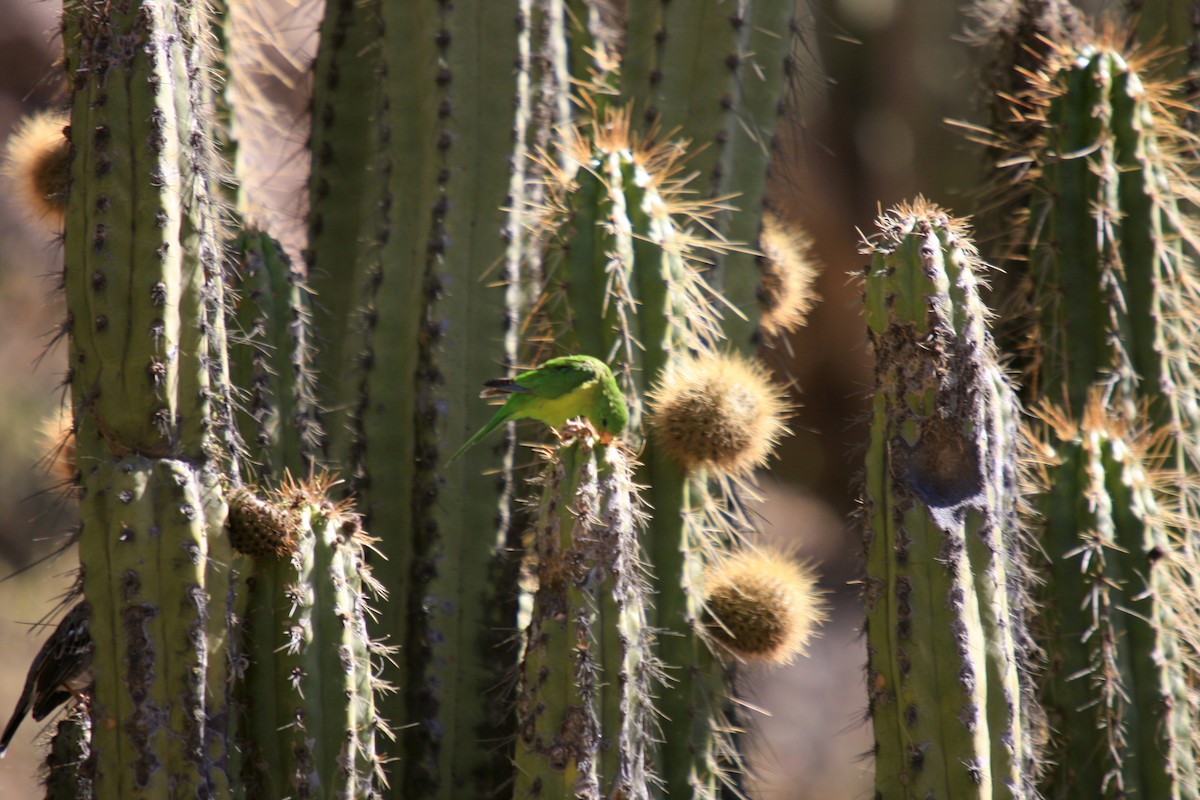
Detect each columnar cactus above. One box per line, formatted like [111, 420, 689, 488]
[530, 102, 801, 796]
[62, 0, 238, 795]
[232, 477, 385, 798]
[43, 707, 93, 800]
[990, 35, 1200, 797]
[229, 230, 319, 481]
[861, 200, 1039, 799]
[28, 0, 814, 797]
[514, 434, 657, 799]
[1030, 401, 1198, 798]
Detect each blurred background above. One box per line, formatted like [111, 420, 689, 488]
[0, 0, 1109, 795]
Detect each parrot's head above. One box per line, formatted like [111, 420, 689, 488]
[601, 392, 629, 437]
[564, 355, 629, 439]
[597, 372, 629, 438]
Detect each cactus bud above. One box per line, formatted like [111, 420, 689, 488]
[648, 352, 790, 477]
[703, 547, 825, 665]
[3, 110, 70, 229]
[227, 487, 297, 559]
[758, 213, 819, 338]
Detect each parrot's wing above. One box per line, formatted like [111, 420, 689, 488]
[480, 377, 528, 399]
[513, 362, 597, 399]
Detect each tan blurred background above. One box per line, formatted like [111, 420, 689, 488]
[0, 0, 1109, 796]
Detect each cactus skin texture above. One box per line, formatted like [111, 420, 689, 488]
[305, 0, 382, 463]
[235, 478, 384, 799]
[311, 0, 525, 793]
[78, 456, 229, 798]
[514, 433, 657, 800]
[862, 200, 1039, 799]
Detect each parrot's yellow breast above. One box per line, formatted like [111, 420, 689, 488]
[528, 379, 599, 430]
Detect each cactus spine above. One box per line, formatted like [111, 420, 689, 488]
[862, 200, 1038, 799]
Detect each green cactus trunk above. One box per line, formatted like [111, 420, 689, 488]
[305, 0, 382, 462]
[622, 0, 797, 347]
[333, 1, 525, 795]
[236, 483, 383, 799]
[534, 107, 753, 796]
[999, 39, 1200, 797]
[229, 230, 318, 481]
[513, 438, 657, 799]
[44, 706, 94, 800]
[1032, 405, 1198, 799]
[862, 201, 1038, 799]
[78, 457, 229, 797]
[62, 0, 237, 795]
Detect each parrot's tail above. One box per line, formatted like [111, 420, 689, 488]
[445, 407, 512, 466]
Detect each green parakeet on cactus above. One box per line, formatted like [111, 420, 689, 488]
[446, 355, 629, 465]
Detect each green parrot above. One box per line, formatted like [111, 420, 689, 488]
[446, 355, 629, 465]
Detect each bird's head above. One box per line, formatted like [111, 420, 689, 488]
[600, 380, 629, 436]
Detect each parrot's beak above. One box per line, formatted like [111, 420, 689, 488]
[597, 431, 614, 445]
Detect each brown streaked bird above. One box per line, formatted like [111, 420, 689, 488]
[0, 601, 93, 757]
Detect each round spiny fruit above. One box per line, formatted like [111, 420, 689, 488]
[758, 212, 819, 337]
[227, 487, 297, 559]
[648, 352, 790, 476]
[703, 548, 825, 665]
[3, 110, 71, 228]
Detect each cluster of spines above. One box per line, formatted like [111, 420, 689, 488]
[2, 109, 71, 234]
[701, 547, 825, 667]
[860, 199, 1039, 799]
